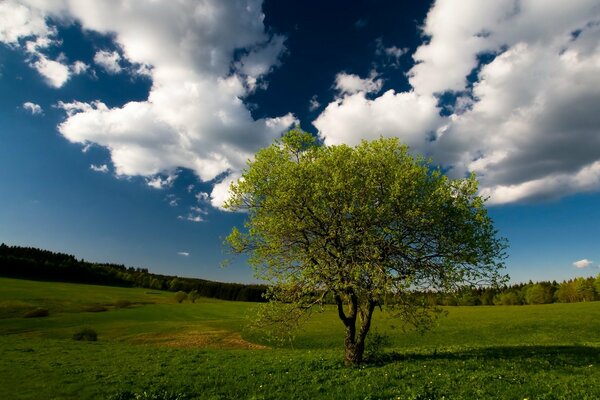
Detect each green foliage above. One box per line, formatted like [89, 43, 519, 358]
[72, 327, 98, 341]
[23, 307, 49, 318]
[188, 290, 199, 303]
[525, 284, 553, 304]
[494, 291, 521, 305]
[174, 291, 188, 303]
[225, 129, 507, 364]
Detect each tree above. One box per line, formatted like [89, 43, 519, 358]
[225, 129, 507, 365]
[525, 283, 553, 304]
[189, 289, 200, 303]
[174, 291, 188, 303]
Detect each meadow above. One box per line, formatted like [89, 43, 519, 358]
[0, 277, 599, 399]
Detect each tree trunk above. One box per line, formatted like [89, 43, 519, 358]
[339, 297, 376, 366]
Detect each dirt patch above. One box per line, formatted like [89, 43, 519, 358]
[132, 329, 268, 350]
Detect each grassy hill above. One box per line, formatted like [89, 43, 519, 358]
[1, 277, 599, 399]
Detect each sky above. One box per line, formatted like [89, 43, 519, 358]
[1, 0, 600, 284]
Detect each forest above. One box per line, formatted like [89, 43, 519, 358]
[0, 243, 266, 302]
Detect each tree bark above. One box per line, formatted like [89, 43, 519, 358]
[338, 296, 377, 366]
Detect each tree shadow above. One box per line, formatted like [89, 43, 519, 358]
[368, 345, 600, 367]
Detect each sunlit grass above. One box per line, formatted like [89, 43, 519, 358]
[0, 277, 599, 399]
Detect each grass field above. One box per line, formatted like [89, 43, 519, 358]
[1, 277, 599, 399]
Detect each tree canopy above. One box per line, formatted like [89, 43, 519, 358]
[225, 129, 507, 365]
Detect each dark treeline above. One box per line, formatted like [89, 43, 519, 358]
[0, 244, 267, 302]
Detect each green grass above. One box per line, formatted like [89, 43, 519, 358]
[0, 277, 599, 399]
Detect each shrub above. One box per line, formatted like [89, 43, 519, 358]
[23, 307, 49, 318]
[174, 291, 188, 303]
[114, 300, 132, 308]
[73, 327, 98, 341]
[82, 304, 108, 312]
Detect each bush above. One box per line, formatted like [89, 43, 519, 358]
[114, 300, 132, 308]
[23, 307, 49, 318]
[82, 304, 108, 312]
[73, 327, 98, 341]
[174, 291, 188, 303]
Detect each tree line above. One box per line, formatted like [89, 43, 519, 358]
[422, 276, 600, 306]
[0, 243, 267, 302]
[2, 243, 598, 306]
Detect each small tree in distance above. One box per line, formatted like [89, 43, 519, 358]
[189, 289, 199, 303]
[174, 291, 188, 303]
[225, 129, 508, 365]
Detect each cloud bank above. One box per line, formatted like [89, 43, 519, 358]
[316, 0, 600, 204]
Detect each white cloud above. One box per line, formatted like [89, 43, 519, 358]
[146, 174, 177, 190]
[178, 206, 208, 223]
[31, 54, 70, 87]
[195, 192, 210, 202]
[573, 259, 593, 269]
[22, 101, 42, 115]
[71, 60, 88, 75]
[334, 70, 383, 96]
[0, 0, 53, 45]
[93, 50, 122, 74]
[90, 164, 108, 173]
[375, 38, 408, 67]
[3, 0, 295, 210]
[314, 90, 442, 149]
[177, 251, 190, 256]
[316, 0, 600, 204]
[308, 95, 320, 111]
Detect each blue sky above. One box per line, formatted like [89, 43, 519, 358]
[1, 0, 600, 283]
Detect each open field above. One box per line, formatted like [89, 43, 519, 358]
[1, 277, 599, 399]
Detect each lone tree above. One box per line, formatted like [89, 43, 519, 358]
[225, 129, 507, 365]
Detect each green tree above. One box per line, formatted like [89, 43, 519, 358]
[575, 277, 595, 302]
[225, 129, 507, 365]
[189, 289, 200, 303]
[556, 280, 579, 303]
[525, 284, 553, 304]
[174, 291, 187, 303]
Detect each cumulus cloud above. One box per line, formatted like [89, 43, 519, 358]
[573, 259, 593, 268]
[0, 3, 72, 88]
[334, 70, 383, 96]
[316, 0, 600, 204]
[90, 164, 108, 173]
[314, 89, 442, 149]
[4, 0, 296, 209]
[71, 60, 89, 75]
[93, 50, 122, 74]
[22, 101, 42, 115]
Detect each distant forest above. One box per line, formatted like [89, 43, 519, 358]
[1, 243, 599, 305]
[0, 244, 267, 302]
